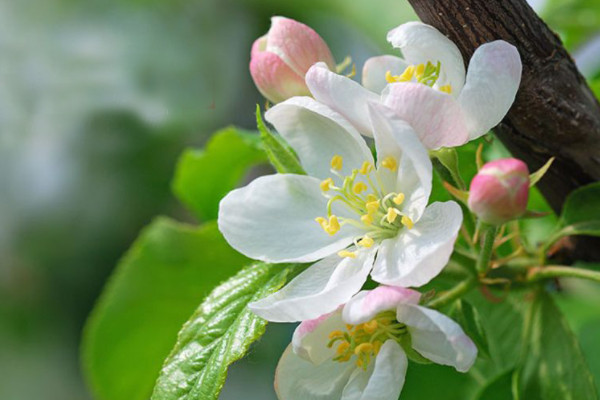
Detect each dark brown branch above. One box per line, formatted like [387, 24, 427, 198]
[407, 0, 600, 261]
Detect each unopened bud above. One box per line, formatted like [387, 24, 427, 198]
[249, 16, 335, 103]
[468, 158, 529, 225]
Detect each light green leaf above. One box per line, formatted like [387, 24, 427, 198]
[256, 105, 305, 175]
[172, 126, 267, 221]
[152, 262, 300, 400]
[82, 218, 250, 400]
[518, 291, 599, 399]
[450, 299, 490, 358]
[547, 220, 600, 245]
[560, 182, 600, 226]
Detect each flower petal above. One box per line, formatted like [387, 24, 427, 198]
[250, 50, 310, 103]
[396, 304, 478, 372]
[275, 345, 355, 400]
[381, 83, 469, 149]
[305, 62, 381, 137]
[371, 201, 462, 287]
[218, 174, 360, 263]
[362, 55, 409, 93]
[249, 249, 376, 322]
[458, 41, 522, 140]
[267, 16, 336, 74]
[343, 286, 421, 325]
[386, 21, 466, 92]
[265, 96, 374, 179]
[341, 340, 407, 400]
[367, 102, 432, 221]
[291, 308, 345, 364]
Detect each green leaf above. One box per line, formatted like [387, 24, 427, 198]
[548, 220, 600, 245]
[152, 262, 300, 400]
[82, 218, 250, 400]
[450, 299, 490, 358]
[517, 291, 599, 400]
[172, 126, 267, 221]
[560, 182, 600, 226]
[256, 105, 305, 175]
[474, 369, 516, 400]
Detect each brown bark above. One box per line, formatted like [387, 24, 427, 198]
[407, 0, 600, 260]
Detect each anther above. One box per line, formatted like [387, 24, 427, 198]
[393, 193, 405, 205]
[338, 250, 357, 258]
[352, 182, 368, 194]
[363, 320, 378, 333]
[331, 155, 343, 171]
[381, 156, 398, 171]
[398, 65, 415, 81]
[320, 178, 334, 192]
[358, 236, 374, 248]
[439, 84, 452, 94]
[366, 200, 380, 213]
[359, 161, 373, 174]
[354, 342, 373, 355]
[361, 214, 373, 225]
[326, 215, 340, 235]
[386, 207, 399, 223]
[401, 215, 414, 229]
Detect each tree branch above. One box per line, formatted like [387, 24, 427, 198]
[407, 0, 600, 260]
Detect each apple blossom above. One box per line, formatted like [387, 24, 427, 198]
[218, 97, 462, 322]
[468, 158, 530, 225]
[305, 21, 522, 148]
[250, 16, 336, 104]
[275, 286, 477, 400]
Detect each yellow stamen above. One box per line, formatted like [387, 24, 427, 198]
[329, 330, 344, 340]
[320, 177, 334, 192]
[356, 358, 364, 368]
[393, 193, 405, 205]
[439, 84, 452, 94]
[398, 65, 415, 81]
[354, 342, 374, 355]
[336, 341, 350, 355]
[345, 324, 354, 331]
[385, 70, 397, 83]
[381, 156, 397, 171]
[326, 215, 340, 235]
[386, 207, 399, 223]
[359, 161, 373, 174]
[363, 320, 378, 333]
[366, 194, 378, 203]
[361, 213, 374, 225]
[352, 182, 368, 194]
[373, 340, 383, 355]
[358, 236, 374, 248]
[338, 250, 357, 258]
[401, 215, 414, 229]
[366, 200, 380, 214]
[315, 217, 328, 230]
[415, 63, 425, 79]
[331, 155, 343, 171]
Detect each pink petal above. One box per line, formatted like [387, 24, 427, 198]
[249, 51, 310, 103]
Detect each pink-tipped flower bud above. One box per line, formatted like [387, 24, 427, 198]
[249, 16, 335, 103]
[468, 158, 530, 225]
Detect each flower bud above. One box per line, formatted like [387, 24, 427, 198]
[468, 158, 529, 225]
[249, 16, 335, 103]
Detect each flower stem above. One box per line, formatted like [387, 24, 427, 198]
[426, 277, 477, 309]
[476, 225, 497, 274]
[527, 265, 600, 283]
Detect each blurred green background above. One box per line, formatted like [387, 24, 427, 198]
[0, 0, 598, 399]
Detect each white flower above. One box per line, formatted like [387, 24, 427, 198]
[218, 97, 462, 322]
[275, 286, 477, 400]
[305, 21, 522, 149]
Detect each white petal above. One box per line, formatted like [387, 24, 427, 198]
[305, 62, 381, 137]
[249, 249, 376, 322]
[341, 340, 407, 400]
[367, 102, 432, 221]
[275, 344, 355, 400]
[218, 174, 359, 263]
[381, 83, 469, 149]
[387, 21, 466, 92]
[265, 96, 374, 178]
[371, 201, 462, 287]
[396, 304, 478, 372]
[291, 308, 345, 364]
[361, 55, 409, 94]
[343, 286, 421, 325]
[458, 41, 522, 140]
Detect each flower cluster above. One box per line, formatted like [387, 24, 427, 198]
[220, 16, 524, 400]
